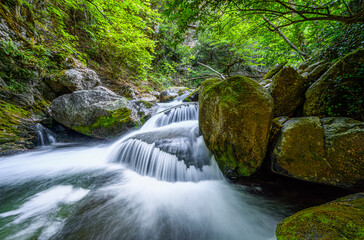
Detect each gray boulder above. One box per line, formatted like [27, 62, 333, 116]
[45, 68, 101, 95]
[50, 88, 145, 139]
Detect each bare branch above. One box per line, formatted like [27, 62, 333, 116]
[197, 62, 226, 80]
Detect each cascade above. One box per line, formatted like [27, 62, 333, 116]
[0, 94, 290, 240]
[36, 123, 57, 146]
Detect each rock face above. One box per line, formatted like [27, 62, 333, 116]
[269, 66, 306, 116]
[50, 88, 144, 139]
[199, 76, 274, 177]
[304, 48, 364, 120]
[276, 192, 364, 240]
[159, 87, 189, 102]
[45, 68, 101, 95]
[272, 117, 364, 189]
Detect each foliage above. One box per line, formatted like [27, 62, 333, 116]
[324, 65, 364, 120]
[0, 0, 160, 82]
[162, 0, 364, 73]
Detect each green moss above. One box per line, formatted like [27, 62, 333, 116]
[0, 100, 32, 152]
[140, 101, 154, 109]
[73, 108, 133, 138]
[277, 193, 364, 240]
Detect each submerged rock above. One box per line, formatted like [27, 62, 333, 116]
[270, 66, 306, 116]
[50, 88, 144, 139]
[199, 76, 273, 177]
[272, 117, 364, 190]
[45, 68, 101, 95]
[304, 48, 364, 120]
[276, 192, 364, 240]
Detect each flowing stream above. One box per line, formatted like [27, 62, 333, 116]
[0, 95, 291, 240]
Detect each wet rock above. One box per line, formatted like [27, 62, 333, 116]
[276, 192, 364, 240]
[272, 117, 364, 190]
[50, 88, 145, 139]
[199, 76, 274, 177]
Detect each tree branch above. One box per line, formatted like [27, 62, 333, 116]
[262, 15, 308, 58]
[197, 62, 226, 80]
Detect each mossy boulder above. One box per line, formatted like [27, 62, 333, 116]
[270, 66, 306, 116]
[50, 88, 144, 139]
[199, 76, 274, 177]
[276, 192, 364, 240]
[272, 117, 364, 190]
[45, 68, 101, 96]
[264, 61, 287, 79]
[304, 48, 364, 120]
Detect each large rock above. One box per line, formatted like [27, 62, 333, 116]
[272, 117, 364, 189]
[269, 66, 306, 116]
[276, 192, 364, 240]
[199, 76, 274, 177]
[304, 48, 364, 120]
[50, 88, 144, 139]
[45, 68, 101, 95]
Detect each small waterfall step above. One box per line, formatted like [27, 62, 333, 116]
[142, 102, 199, 129]
[36, 123, 57, 146]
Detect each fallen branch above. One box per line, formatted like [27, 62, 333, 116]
[197, 62, 226, 80]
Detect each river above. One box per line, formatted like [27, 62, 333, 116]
[0, 95, 291, 240]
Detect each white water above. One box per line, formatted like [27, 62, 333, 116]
[0, 96, 290, 240]
[36, 123, 57, 146]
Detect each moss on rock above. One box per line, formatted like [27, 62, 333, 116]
[264, 61, 287, 79]
[270, 66, 306, 116]
[276, 192, 364, 240]
[50, 89, 143, 139]
[272, 117, 364, 189]
[304, 48, 364, 121]
[0, 100, 36, 154]
[199, 76, 274, 177]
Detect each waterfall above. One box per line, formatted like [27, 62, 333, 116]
[0, 92, 291, 240]
[108, 98, 221, 182]
[36, 123, 57, 146]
